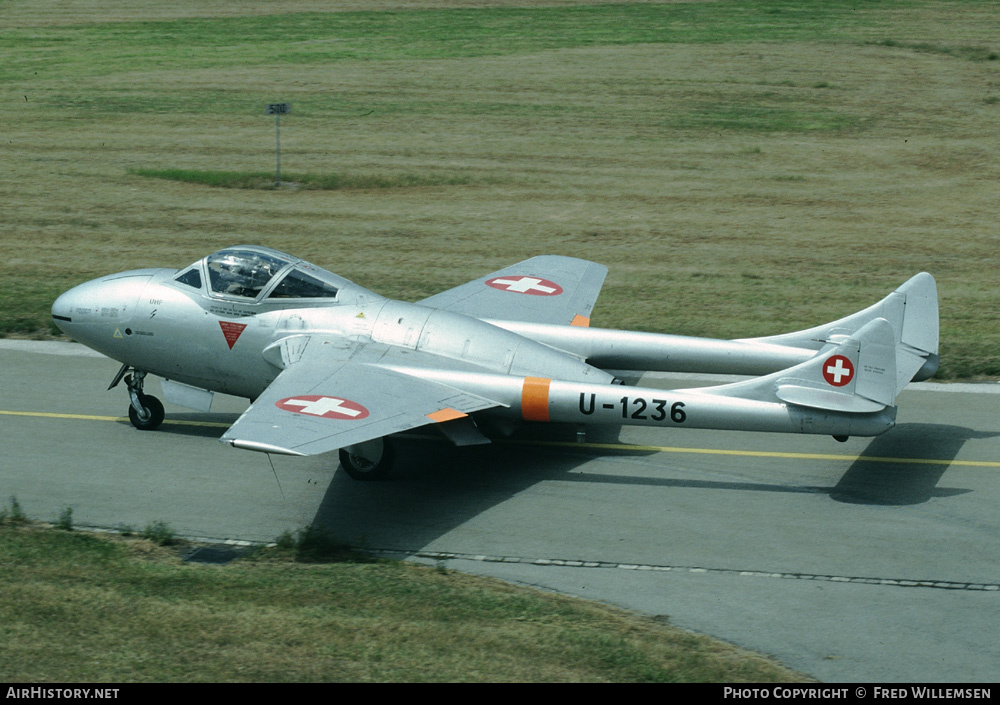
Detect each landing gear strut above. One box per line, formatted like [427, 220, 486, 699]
[110, 363, 165, 431]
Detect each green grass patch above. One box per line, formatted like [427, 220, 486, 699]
[0, 277, 68, 338]
[130, 168, 485, 190]
[0, 524, 807, 682]
[0, 497, 30, 526]
[672, 104, 857, 133]
[875, 38, 1000, 62]
[139, 520, 179, 546]
[2, 2, 899, 82]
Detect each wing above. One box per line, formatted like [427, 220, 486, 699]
[220, 337, 503, 456]
[418, 255, 607, 326]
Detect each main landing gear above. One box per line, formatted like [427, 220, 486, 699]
[339, 437, 395, 481]
[109, 363, 164, 431]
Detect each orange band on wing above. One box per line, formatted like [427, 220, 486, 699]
[570, 314, 591, 327]
[427, 408, 467, 423]
[521, 377, 552, 422]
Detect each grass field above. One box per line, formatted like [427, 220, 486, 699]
[0, 520, 807, 683]
[2, 0, 999, 378]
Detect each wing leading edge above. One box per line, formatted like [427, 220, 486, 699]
[220, 337, 503, 457]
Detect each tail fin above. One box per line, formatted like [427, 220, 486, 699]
[737, 273, 939, 392]
[695, 317, 897, 414]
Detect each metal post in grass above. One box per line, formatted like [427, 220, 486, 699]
[266, 103, 291, 187]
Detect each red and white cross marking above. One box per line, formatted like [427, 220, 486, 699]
[275, 395, 370, 420]
[486, 275, 563, 296]
[822, 355, 855, 387]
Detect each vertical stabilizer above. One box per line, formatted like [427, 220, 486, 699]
[738, 273, 938, 391]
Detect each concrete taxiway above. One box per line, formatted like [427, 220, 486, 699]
[2, 340, 998, 682]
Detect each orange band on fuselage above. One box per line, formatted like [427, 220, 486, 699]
[521, 377, 552, 422]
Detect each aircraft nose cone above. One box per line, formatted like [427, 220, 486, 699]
[51, 287, 83, 334]
[50, 270, 156, 351]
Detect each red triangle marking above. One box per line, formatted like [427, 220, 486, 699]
[219, 321, 248, 350]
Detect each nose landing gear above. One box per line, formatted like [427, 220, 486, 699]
[109, 363, 165, 430]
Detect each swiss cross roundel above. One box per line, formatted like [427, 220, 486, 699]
[275, 395, 370, 420]
[486, 275, 563, 296]
[822, 355, 855, 387]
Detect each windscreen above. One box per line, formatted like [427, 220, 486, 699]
[268, 269, 339, 299]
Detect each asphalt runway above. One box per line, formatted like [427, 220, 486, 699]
[2, 340, 998, 682]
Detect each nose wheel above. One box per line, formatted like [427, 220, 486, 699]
[128, 389, 165, 430]
[110, 364, 165, 431]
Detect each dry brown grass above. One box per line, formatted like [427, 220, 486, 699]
[0, 523, 809, 682]
[1, 0, 998, 376]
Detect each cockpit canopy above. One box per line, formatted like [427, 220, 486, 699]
[174, 246, 345, 302]
[207, 248, 290, 298]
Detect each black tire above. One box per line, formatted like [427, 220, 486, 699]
[128, 394, 165, 431]
[339, 438, 395, 481]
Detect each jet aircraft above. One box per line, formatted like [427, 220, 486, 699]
[51, 246, 939, 479]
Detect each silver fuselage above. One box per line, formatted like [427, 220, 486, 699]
[51, 267, 615, 400]
[51, 263, 897, 440]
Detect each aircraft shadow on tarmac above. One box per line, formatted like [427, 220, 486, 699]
[831, 422, 997, 506]
[133, 414, 992, 543]
[307, 421, 997, 548]
[309, 424, 647, 550]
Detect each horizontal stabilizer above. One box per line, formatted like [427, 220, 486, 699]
[691, 318, 897, 413]
[775, 382, 885, 414]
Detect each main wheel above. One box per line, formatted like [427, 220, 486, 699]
[128, 394, 165, 431]
[339, 438, 395, 481]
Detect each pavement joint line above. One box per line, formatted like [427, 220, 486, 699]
[29, 527, 1000, 593]
[4, 408, 999, 467]
[398, 550, 1000, 592]
[27, 529, 1000, 593]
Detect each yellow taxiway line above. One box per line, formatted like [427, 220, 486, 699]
[510, 439, 1000, 468]
[0, 409, 232, 429]
[3, 408, 999, 468]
